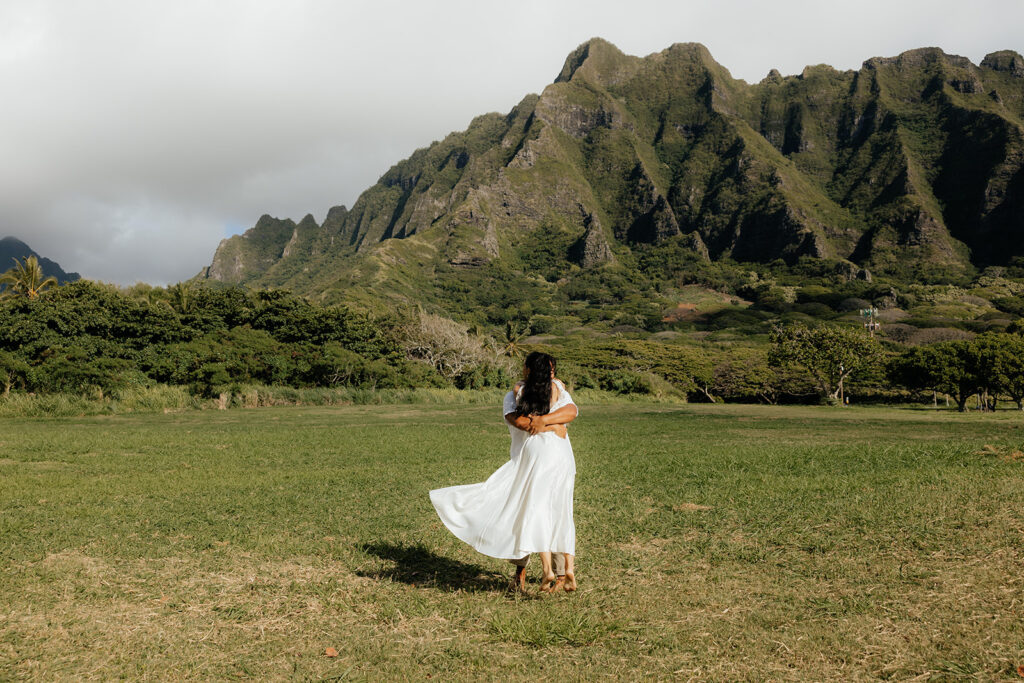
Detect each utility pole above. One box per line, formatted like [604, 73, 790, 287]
[860, 307, 880, 337]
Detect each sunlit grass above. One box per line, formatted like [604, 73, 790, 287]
[1, 403, 1022, 679]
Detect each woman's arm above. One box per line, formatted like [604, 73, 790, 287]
[504, 381, 578, 435]
[505, 413, 533, 431]
[505, 413, 568, 437]
[505, 411, 568, 433]
[530, 403, 577, 429]
[532, 379, 578, 430]
[504, 382, 532, 432]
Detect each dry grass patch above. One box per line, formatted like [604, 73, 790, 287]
[4, 549, 478, 679]
[978, 443, 1024, 461]
[674, 502, 713, 511]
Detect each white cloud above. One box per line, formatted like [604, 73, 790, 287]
[1, 0, 1021, 284]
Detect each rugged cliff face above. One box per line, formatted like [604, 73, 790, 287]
[200, 39, 1024, 302]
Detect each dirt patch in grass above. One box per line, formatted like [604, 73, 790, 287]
[674, 502, 713, 511]
[977, 444, 1024, 461]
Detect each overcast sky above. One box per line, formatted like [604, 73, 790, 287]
[2, 0, 1022, 285]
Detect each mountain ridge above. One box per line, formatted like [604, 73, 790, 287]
[0, 237, 81, 285]
[199, 39, 1024, 314]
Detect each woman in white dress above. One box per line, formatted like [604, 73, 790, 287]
[430, 352, 578, 593]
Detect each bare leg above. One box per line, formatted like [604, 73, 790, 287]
[538, 552, 556, 592]
[563, 554, 576, 592]
[552, 552, 566, 592]
[513, 565, 527, 592]
[509, 557, 528, 593]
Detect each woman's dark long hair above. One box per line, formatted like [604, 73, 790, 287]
[516, 351, 556, 417]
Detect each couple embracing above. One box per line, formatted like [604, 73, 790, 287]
[430, 351, 578, 594]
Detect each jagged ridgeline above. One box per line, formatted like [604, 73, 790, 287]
[0, 237, 80, 284]
[201, 39, 1024, 305]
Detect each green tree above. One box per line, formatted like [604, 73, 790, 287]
[888, 341, 979, 412]
[769, 323, 882, 403]
[29, 346, 138, 395]
[0, 256, 58, 300]
[0, 280, 190, 362]
[711, 348, 781, 403]
[548, 339, 709, 398]
[0, 350, 30, 396]
[974, 333, 1024, 410]
[500, 319, 532, 358]
[167, 281, 196, 314]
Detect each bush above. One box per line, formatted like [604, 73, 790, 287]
[992, 296, 1024, 316]
[306, 343, 404, 389]
[0, 350, 30, 395]
[907, 327, 975, 345]
[454, 363, 513, 390]
[398, 309, 507, 381]
[794, 302, 835, 318]
[838, 297, 871, 312]
[598, 369, 654, 394]
[29, 347, 138, 396]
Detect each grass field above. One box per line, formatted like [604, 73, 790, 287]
[2, 402, 1023, 680]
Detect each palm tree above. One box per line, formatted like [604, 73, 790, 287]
[0, 256, 58, 300]
[500, 319, 532, 358]
[168, 281, 195, 314]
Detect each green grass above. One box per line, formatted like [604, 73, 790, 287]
[2, 403, 1023, 679]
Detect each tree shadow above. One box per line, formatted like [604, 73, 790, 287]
[355, 542, 510, 593]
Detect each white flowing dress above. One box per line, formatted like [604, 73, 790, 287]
[429, 380, 577, 560]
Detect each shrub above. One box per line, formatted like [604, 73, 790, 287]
[908, 327, 975, 345]
[838, 297, 871, 312]
[794, 302, 834, 318]
[29, 348, 138, 396]
[598, 369, 654, 395]
[0, 350, 30, 395]
[398, 309, 507, 380]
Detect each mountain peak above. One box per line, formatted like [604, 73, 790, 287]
[554, 37, 628, 83]
[864, 47, 973, 71]
[0, 236, 80, 284]
[660, 42, 713, 60]
[0, 236, 30, 252]
[982, 50, 1024, 76]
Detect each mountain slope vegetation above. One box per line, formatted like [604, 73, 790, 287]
[199, 40, 1024, 327]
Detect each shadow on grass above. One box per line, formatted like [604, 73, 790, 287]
[356, 542, 509, 593]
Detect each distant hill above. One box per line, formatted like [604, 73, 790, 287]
[0, 237, 81, 284]
[198, 40, 1024, 316]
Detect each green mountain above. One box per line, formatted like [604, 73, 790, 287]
[200, 40, 1024, 317]
[0, 237, 81, 284]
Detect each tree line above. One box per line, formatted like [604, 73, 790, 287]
[2, 257, 1024, 410]
[0, 278, 511, 398]
[766, 323, 1024, 411]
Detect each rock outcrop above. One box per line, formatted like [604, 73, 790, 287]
[569, 213, 614, 267]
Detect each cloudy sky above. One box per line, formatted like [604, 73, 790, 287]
[2, 0, 1022, 284]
